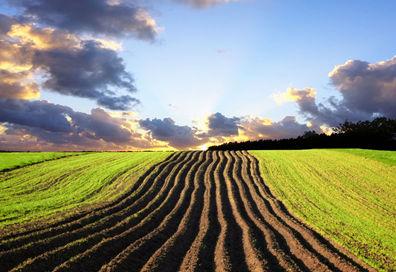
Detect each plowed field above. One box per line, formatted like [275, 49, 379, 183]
[0, 151, 374, 272]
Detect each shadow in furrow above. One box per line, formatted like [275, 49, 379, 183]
[187, 151, 221, 272]
[0, 152, 180, 250]
[232, 151, 311, 272]
[244, 151, 371, 272]
[0, 153, 185, 272]
[95, 151, 206, 272]
[214, 151, 250, 272]
[6, 152, 190, 272]
[52, 152, 201, 272]
[224, 151, 285, 271]
[137, 151, 212, 272]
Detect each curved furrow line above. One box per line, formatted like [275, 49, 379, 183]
[223, 151, 276, 272]
[179, 151, 220, 272]
[51, 151, 201, 272]
[229, 151, 305, 271]
[1, 152, 181, 253]
[0, 152, 180, 248]
[6, 152, 192, 272]
[0, 153, 185, 272]
[213, 151, 250, 272]
[234, 150, 330, 272]
[244, 151, 370, 272]
[139, 151, 213, 272]
[96, 151, 204, 271]
[104, 151, 210, 272]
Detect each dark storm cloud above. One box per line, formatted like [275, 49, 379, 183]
[7, 0, 159, 40]
[32, 40, 139, 110]
[197, 112, 242, 137]
[139, 118, 203, 149]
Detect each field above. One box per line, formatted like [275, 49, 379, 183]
[331, 149, 396, 166]
[0, 150, 379, 272]
[251, 149, 396, 271]
[0, 152, 171, 229]
[0, 152, 84, 172]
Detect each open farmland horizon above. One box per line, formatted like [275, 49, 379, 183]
[1, 149, 394, 271]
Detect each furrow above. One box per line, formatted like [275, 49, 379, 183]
[235, 150, 329, 272]
[6, 152, 190, 272]
[0, 152, 179, 249]
[51, 151, 200, 272]
[0, 153, 183, 269]
[229, 150, 304, 271]
[104, 151, 209, 272]
[244, 151, 370, 272]
[179, 151, 220, 272]
[213, 151, 249, 272]
[222, 151, 271, 272]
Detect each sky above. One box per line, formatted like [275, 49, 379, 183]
[1, 0, 396, 151]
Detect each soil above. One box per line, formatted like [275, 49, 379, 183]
[0, 151, 377, 272]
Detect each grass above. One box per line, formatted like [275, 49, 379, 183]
[0, 152, 172, 229]
[0, 152, 84, 172]
[331, 148, 396, 166]
[251, 149, 396, 272]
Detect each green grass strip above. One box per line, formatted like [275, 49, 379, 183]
[251, 149, 396, 272]
[0, 152, 172, 229]
[330, 149, 396, 166]
[0, 152, 85, 172]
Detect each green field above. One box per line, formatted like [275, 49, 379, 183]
[251, 149, 396, 271]
[0, 152, 172, 230]
[0, 152, 84, 172]
[331, 148, 396, 166]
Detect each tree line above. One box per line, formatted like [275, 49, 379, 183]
[208, 117, 396, 151]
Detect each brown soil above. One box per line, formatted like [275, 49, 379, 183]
[0, 151, 377, 272]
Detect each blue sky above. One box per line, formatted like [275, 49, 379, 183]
[1, 0, 396, 150]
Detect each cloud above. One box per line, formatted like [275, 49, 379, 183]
[0, 99, 160, 151]
[175, 0, 244, 9]
[139, 118, 203, 149]
[272, 56, 396, 129]
[197, 112, 242, 137]
[7, 0, 161, 41]
[216, 49, 228, 54]
[0, 21, 139, 110]
[239, 115, 311, 141]
[329, 57, 396, 118]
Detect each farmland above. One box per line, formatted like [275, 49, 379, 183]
[0, 150, 378, 272]
[251, 149, 396, 271]
[0, 152, 171, 230]
[0, 152, 84, 172]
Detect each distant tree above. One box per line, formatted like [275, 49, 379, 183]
[208, 117, 396, 151]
